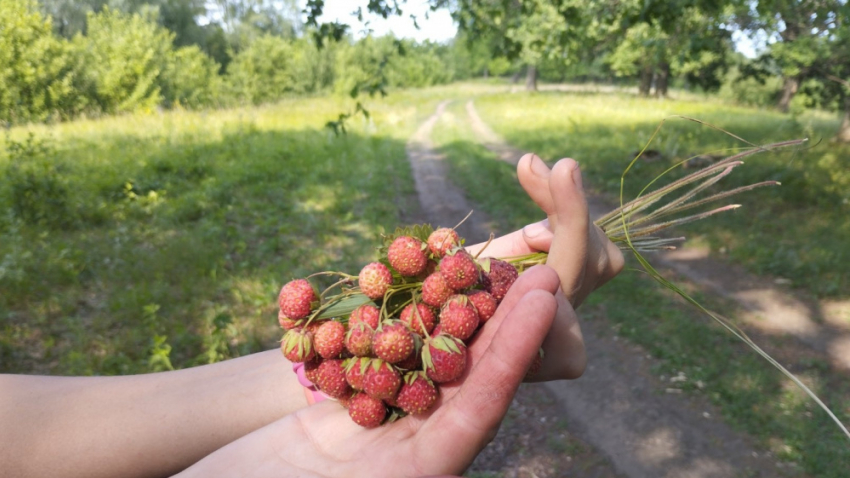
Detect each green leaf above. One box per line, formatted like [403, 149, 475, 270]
[315, 294, 374, 320]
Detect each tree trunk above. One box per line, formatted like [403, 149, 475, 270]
[510, 70, 522, 83]
[654, 62, 670, 98]
[525, 65, 538, 91]
[837, 97, 850, 143]
[778, 76, 800, 113]
[483, 67, 489, 79]
[638, 66, 653, 96]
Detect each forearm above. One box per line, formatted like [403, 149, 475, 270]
[0, 350, 308, 478]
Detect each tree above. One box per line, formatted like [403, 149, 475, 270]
[733, 0, 843, 112]
[0, 0, 80, 123]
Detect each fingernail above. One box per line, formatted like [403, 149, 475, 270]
[523, 219, 551, 238]
[572, 161, 584, 190]
[530, 155, 550, 178]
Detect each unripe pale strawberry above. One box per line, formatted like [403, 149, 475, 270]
[440, 250, 479, 290]
[427, 228, 460, 258]
[400, 303, 436, 335]
[315, 359, 351, 399]
[345, 322, 374, 357]
[397, 372, 438, 415]
[424, 334, 467, 383]
[278, 279, 318, 320]
[280, 328, 315, 362]
[348, 393, 387, 428]
[373, 321, 415, 364]
[467, 290, 497, 323]
[387, 236, 429, 276]
[364, 359, 402, 400]
[344, 357, 371, 391]
[422, 272, 452, 307]
[480, 258, 518, 302]
[440, 295, 480, 341]
[359, 262, 393, 299]
[349, 304, 380, 329]
[314, 320, 346, 359]
[278, 310, 302, 330]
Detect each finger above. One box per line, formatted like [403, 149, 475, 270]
[545, 159, 589, 303]
[418, 289, 558, 469]
[533, 291, 586, 380]
[517, 153, 556, 218]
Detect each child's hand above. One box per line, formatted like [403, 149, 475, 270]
[467, 154, 624, 381]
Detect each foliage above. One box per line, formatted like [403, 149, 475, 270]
[0, 0, 81, 123]
[161, 45, 223, 108]
[69, 7, 173, 114]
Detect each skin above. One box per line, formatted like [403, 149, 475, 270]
[0, 155, 623, 478]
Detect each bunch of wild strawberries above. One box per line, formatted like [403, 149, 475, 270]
[276, 226, 536, 428]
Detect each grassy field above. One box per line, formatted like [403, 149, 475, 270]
[0, 90, 468, 376]
[431, 96, 850, 476]
[474, 91, 850, 299]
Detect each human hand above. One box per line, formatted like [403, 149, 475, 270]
[466, 154, 624, 381]
[176, 266, 564, 478]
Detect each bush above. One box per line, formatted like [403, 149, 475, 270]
[718, 66, 783, 108]
[226, 35, 333, 104]
[70, 8, 174, 114]
[161, 45, 223, 109]
[0, 0, 81, 123]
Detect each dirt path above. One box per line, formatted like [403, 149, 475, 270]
[407, 101, 623, 477]
[458, 100, 797, 477]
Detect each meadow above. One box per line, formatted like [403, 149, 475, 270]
[2, 82, 850, 475]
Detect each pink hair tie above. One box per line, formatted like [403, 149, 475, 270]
[292, 362, 330, 404]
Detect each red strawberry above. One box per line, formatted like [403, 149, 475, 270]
[359, 262, 393, 299]
[467, 290, 497, 323]
[439, 250, 479, 290]
[400, 303, 436, 335]
[395, 334, 423, 371]
[344, 322, 374, 357]
[387, 236, 429, 277]
[349, 304, 380, 329]
[280, 328, 315, 362]
[348, 393, 387, 428]
[364, 359, 402, 400]
[278, 310, 302, 330]
[315, 359, 351, 399]
[373, 321, 415, 364]
[344, 357, 371, 391]
[422, 272, 452, 307]
[278, 279, 318, 320]
[314, 320, 345, 359]
[427, 227, 460, 258]
[480, 258, 518, 302]
[397, 372, 439, 415]
[424, 334, 467, 383]
[304, 357, 323, 384]
[439, 295, 480, 341]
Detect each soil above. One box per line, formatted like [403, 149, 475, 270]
[403, 99, 826, 477]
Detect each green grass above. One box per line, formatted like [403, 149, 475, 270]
[0, 91, 451, 375]
[473, 91, 850, 298]
[430, 95, 850, 476]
